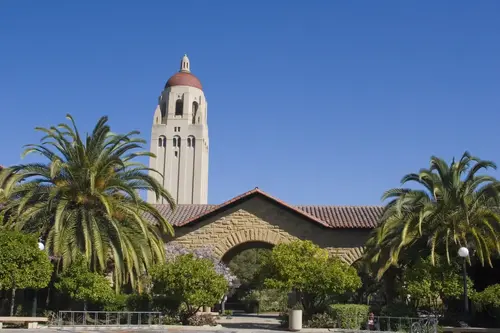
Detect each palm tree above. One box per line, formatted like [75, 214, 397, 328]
[364, 152, 500, 279]
[0, 114, 175, 290]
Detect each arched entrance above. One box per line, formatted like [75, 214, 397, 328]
[218, 241, 275, 313]
[221, 241, 274, 264]
[213, 228, 288, 261]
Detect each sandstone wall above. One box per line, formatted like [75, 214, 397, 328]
[169, 196, 370, 264]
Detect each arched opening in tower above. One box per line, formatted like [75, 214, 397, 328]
[192, 101, 198, 124]
[175, 99, 183, 116]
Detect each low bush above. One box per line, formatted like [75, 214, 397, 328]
[471, 284, 500, 327]
[242, 289, 288, 313]
[380, 302, 418, 318]
[187, 313, 218, 326]
[306, 313, 335, 328]
[103, 293, 128, 311]
[161, 315, 181, 325]
[472, 284, 500, 312]
[151, 295, 182, 317]
[127, 293, 152, 312]
[329, 304, 369, 329]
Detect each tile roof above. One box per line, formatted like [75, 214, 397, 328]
[153, 188, 383, 229]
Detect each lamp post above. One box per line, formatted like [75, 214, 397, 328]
[32, 241, 45, 317]
[458, 247, 469, 313]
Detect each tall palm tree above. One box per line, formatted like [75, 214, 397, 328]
[364, 152, 500, 279]
[0, 115, 175, 290]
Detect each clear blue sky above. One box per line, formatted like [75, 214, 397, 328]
[1, 1, 500, 205]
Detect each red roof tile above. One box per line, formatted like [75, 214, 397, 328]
[153, 188, 383, 229]
[165, 72, 203, 90]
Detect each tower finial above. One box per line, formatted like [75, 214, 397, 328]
[180, 54, 190, 73]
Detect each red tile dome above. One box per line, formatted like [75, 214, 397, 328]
[165, 72, 203, 90]
[164, 54, 203, 90]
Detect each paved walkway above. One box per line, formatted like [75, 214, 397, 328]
[217, 313, 281, 330]
[0, 313, 337, 333]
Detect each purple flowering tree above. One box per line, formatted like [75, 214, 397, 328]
[165, 243, 240, 293]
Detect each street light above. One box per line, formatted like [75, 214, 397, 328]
[33, 241, 45, 317]
[458, 247, 469, 313]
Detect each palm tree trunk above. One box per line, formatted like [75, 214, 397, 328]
[10, 287, 16, 316]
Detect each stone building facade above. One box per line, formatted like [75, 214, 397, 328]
[155, 188, 383, 264]
[149, 56, 383, 262]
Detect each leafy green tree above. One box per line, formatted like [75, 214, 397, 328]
[364, 152, 500, 279]
[263, 240, 361, 315]
[55, 255, 114, 311]
[0, 115, 175, 290]
[402, 256, 474, 311]
[228, 248, 271, 287]
[150, 253, 229, 324]
[0, 231, 53, 316]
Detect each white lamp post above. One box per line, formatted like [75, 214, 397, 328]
[458, 247, 469, 313]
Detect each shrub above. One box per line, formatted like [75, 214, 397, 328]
[329, 304, 369, 329]
[472, 284, 500, 321]
[187, 313, 218, 326]
[55, 255, 114, 311]
[104, 293, 128, 311]
[380, 302, 418, 318]
[151, 295, 182, 317]
[161, 315, 181, 325]
[242, 289, 288, 313]
[150, 253, 228, 324]
[306, 313, 335, 328]
[127, 293, 152, 312]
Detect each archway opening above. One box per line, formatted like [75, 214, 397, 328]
[222, 241, 273, 264]
[221, 241, 274, 313]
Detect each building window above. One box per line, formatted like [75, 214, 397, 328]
[175, 99, 183, 116]
[192, 101, 199, 124]
[173, 136, 181, 148]
[158, 136, 166, 147]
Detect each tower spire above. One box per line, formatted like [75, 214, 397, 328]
[180, 54, 190, 73]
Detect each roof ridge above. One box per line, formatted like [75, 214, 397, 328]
[150, 188, 382, 229]
[295, 204, 384, 208]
